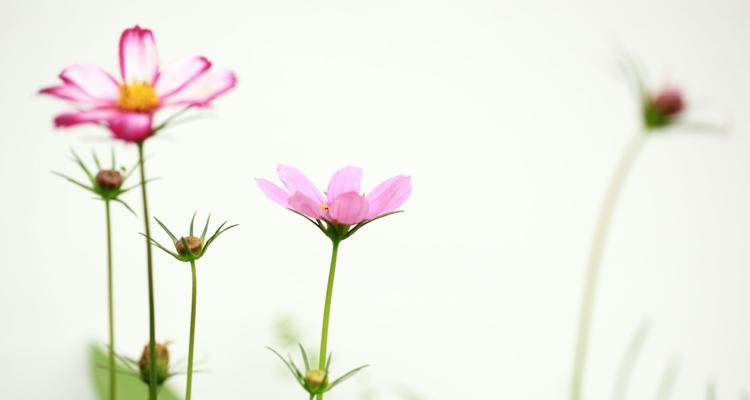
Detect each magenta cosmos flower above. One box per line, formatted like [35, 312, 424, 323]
[257, 165, 412, 240]
[40, 26, 236, 142]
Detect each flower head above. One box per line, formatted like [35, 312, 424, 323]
[40, 25, 237, 142]
[146, 212, 237, 263]
[256, 165, 412, 241]
[138, 341, 171, 386]
[268, 345, 368, 397]
[54, 149, 138, 213]
[644, 85, 685, 129]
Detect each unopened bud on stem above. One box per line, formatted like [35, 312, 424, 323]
[305, 369, 328, 389]
[138, 342, 170, 385]
[95, 170, 124, 190]
[175, 236, 202, 255]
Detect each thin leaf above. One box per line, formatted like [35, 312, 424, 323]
[326, 364, 370, 392]
[92, 150, 102, 170]
[189, 211, 197, 236]
[344, 211, 404, 239]
[124, 157, 142, 181]
[112, 198, 137, 217]
[202, 222, 238, 253]
[299, 344, 310, 371]
[289, 209, 328, 236]
[267, 346, 304, 386]
[53, 171, 97, 194]
[655, 359, 680, 400]
[200, 214, 212, 241]
[614, 321, 651, 400]
[70, 149, 94, 183]
[119, 177, 159, 194]
[139, 233, 180, 259]
[153, 217, 178, 243]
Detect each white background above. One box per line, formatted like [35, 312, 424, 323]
[1, 0, 749, 399]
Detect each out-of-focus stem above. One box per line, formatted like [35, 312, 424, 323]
[137, 142, 158, 400]
[105, 200, 116, 400]
[317, 240, 340, 400]
[570, 133, 646, 400]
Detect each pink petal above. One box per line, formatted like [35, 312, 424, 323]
[288, 192, 325, 219]
[40, 84, 98, 104]
[366, 175, 412, 219]
[119, 26, 159, 84]
[59, 64, 120, 103]
[329, 192, 369, 225]
[327, 166, 363, 203]
[277, 165, 325, 203]
[154, 56, 211, 98]
[256, 178, 290, 208]
[107, 111, 153, 142]
[162, 68, 236, 107]
[53, 108, 117, 128]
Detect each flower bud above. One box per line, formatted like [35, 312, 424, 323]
[95, 170, 124, 190]
[644, 86, 685, 128]
[651, 87, 684, 116]
[175, 236, 202, 255]
[305, 369, 328, 390]
[138, 342, 170, 385]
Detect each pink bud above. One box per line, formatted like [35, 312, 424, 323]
[651, 87, 684, 116]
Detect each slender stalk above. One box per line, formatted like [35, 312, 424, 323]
[570, 133, 646, 400]
[317, 240, 340, 400]
[137, 142, 158, 400]
[186, 261, 198, 400]
[105, 200, 116, 400]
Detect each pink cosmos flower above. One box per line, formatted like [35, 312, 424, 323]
[40, 26, 236, 142]
[256, 165, 412, 227]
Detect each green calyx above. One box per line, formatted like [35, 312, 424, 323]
[138, 342, 171, 386]
[290, 210, 404, 243]
[54, 148, 141, 214]
[267, 344, 369, 397]
[146, 212, 237, 263]
[643, 103, 674, 130]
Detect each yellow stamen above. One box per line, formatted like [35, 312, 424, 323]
[117, 81, 159, 112]
[321, 203, 330, 211]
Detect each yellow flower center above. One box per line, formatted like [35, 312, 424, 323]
[321, 203, 330, 211]
[117, 82, 159, 112]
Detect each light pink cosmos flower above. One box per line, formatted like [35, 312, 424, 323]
[40, 26, 236, 142]
[256, 165, 412, 228]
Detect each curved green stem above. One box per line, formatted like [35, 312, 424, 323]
[186, 261, 198, 400]
[570, 133, 646, 400]
[138, 142, 158, 400]
[105, 200, 116, 400]
[317, 240, 340, 400]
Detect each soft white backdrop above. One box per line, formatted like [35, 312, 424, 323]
[1, 0, 749, 398]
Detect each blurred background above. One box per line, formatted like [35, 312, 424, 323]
[0, 0, 748, 398]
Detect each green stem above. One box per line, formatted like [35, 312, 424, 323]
[186, 261, 198, 400]
[570, 133, 646, 400]
[138, 142, 158, 400]
[105, 200, 116, 400]
[317, 240, 340, 400]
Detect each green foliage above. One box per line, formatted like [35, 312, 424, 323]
[90, 344, 180, 400]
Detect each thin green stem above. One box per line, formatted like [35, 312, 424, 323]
[105, 200, 116, 400]
[138, 142, 158, 400]
[317, 240, 340, 400]
[570, 133, 646, 400]
[186, 261, 198, 400]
